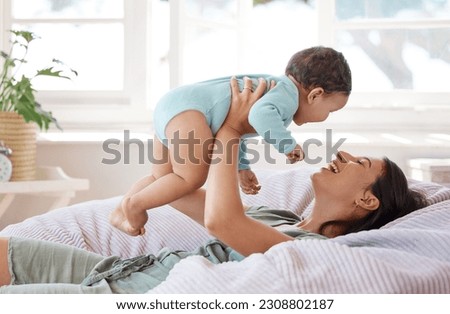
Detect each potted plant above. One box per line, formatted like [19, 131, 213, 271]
[0, 30, 77, 181]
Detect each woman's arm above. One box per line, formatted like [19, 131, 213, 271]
[170, 188, 252, 227]
[204, 77, 294, 257]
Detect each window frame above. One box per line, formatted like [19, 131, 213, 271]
[318, 0, 450, 108]
[2, 0, 449, 132]
[314, 0, 450, 131]
[1, 0, 152, 129]
[168, 0, 253, 88]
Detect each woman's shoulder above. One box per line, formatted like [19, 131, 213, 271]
[246, 206, 327, 240]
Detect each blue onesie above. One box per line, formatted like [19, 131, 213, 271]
[153, 74, 299, 169]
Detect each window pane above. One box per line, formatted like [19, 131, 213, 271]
[185, 0, 237, 24]
[336, 0, 450, 21]
[12, 23, 124, 90]
[337, 28, 450, 91]
[244, 0, 317, 74]
[181, 0, 318, 84]
[12, 0, 123, 19]
[183, 26, 238, 83]
[150, 0, 170, 105]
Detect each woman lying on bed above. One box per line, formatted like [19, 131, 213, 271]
[0, 78, 427, 293]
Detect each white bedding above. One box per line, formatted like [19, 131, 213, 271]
[1, 167, 450, 293]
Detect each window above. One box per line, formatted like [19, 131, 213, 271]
[1, 0, 449, 130]
[324, 0, 450, 107]
[316, 0, 450, 130]
[10, 0, 124, 91]
[1, 0, 151, 128]
[169, 0, 449, 104]
[160, 0, 318, 105]
[167, 0, 318, 88]
[168, 0, 449, 130]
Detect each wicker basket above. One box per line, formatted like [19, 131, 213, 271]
[0, 111, 37, 181]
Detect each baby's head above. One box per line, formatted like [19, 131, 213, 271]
[286, 46, 352, 125]
[285, 46, 352, 95]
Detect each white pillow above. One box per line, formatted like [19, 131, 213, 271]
[241, 166, 317, 216]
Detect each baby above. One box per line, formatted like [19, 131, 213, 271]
[110, 46, 352, 236]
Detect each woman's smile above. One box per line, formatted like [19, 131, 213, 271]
[327, 160, 341, 174]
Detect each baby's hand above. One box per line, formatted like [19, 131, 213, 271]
[286, 144, 304, 164]
[239, 169, 261, 195]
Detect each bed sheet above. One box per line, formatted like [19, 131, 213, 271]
[1, 167, 450, 293]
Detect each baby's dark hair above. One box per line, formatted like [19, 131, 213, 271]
[285, 46, 352, 95]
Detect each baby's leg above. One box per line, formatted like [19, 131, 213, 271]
[111, 135, 173, 235]
[110, 176, 154, 234]
[125, 110, 213, 230]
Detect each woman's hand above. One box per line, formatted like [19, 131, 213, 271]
[223, 76, 275, 136]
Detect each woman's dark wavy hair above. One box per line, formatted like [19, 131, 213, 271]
[346, 157, 428, 233]
[285, 46, 352, 95]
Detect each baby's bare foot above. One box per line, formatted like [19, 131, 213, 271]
[123, 197, 149, 232]
[110, 204, 145, 236]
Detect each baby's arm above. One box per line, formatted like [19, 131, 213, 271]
[238, 139, 251, 171]
[248, 95, 298, 160]
[238, 139, 261, 194]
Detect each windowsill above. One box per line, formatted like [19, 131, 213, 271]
[37, 130, 153, 144]
[37, 129, 450, 148]
[295, 130, 450, 147]
[37, 102, 450, 148]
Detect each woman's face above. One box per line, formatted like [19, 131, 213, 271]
[311, 151, 385, 207]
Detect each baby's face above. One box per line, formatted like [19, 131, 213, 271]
[295, 92, 348, 124]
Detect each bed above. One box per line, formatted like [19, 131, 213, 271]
[1, 167, 450, 293]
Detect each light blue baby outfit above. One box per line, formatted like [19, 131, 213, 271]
[153, 74, 299, 169]
[0, 206, 326, 294]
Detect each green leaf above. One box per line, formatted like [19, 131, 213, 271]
[35, 102, 62, 131]
[11, 30, 39, 43]
[51, 59, 78, 77]
[15, 96, 41, 126]
[1, 30, 73, 131]
[36, 67, 72, 80]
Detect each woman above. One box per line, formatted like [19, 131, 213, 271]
[0, 78, 426, 293]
